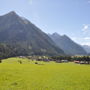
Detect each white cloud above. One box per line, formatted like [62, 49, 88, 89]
[72, 24, 90, 46]
[72, 37, 90, 46]
[84, 37, 90, 40]
[82, 24, 90, 31]
[81, 42, 90, 46]
[72, 37, 83, 41]
[72, 37, 90, 41]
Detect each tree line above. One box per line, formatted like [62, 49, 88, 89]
[0, 43, 90, 64]
[0, 43, 28, 60]
[51, 56, 90, 64]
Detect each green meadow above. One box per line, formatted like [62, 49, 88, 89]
[0, 57, 90, 90]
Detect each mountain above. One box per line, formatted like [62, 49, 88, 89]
[82, 45, 90, 54]
[49, 33, 87, 55]
[0, 11, 65, 56]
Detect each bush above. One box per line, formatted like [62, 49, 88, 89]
[0, 60, 2, 63]
[35, 62, 38, 64]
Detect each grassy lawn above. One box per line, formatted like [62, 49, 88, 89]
[0, 57, 90, 90]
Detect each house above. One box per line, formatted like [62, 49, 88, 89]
[74, 60, 80, 64]
[61, 60, 68, 63]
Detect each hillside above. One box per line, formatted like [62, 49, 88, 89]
[82, 45, 90, 54]
[49, 33, 87, 55]
[0, 11, 64, 57]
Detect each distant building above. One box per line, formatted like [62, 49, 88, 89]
[61, 60, 68, 63]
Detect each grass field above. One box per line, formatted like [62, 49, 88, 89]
[0, 57, 90, 90]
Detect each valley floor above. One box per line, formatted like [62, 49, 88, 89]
[0, 58, 90, 90]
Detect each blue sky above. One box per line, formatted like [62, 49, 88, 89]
[0, 0, 90, 45]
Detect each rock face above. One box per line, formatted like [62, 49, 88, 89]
[0, 11, 65, 56]
[82, 45, 90, 54]
[49, 33, 87, 55]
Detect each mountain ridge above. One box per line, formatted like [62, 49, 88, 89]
[0, 11, 65, 56]
[82, 45, 90, 54]
[49, 33, 87, 55]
